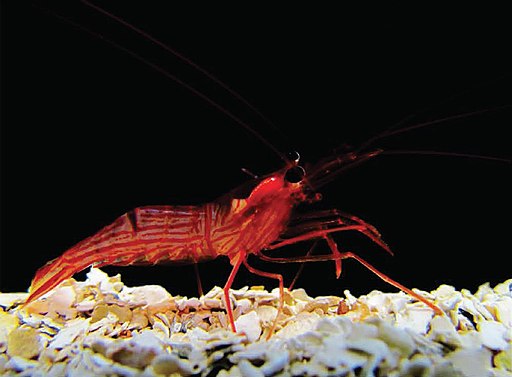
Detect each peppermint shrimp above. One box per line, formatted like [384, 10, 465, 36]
[25, 148, 442, 336]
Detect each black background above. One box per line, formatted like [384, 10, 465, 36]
[1, 3, 510, 298]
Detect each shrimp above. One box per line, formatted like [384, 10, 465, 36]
[26, 147, 443, 338]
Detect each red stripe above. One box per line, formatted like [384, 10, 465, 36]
[63, 236, 205, 265]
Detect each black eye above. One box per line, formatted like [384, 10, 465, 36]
[287, 150, 301, 163]
[285, 166, 305, 183]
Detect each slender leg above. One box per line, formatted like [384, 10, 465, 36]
[343, 251, 442, 315]
[288, 240, 318, 290]
[270, 224, 392, 255]
[242, 258, 284, 340]
[257, 238, 443, 315]
[284, 209, 392, 255]
[325, 235, 342, 278]
[224, 252, 246, 332]
[193, 263, 204, 297]
[269, 225, 364, 248]
[288, 209, 374, 279]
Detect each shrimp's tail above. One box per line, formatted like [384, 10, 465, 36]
[25, 252, 90, 305]
[24, 206, 199, 305]
[25, 213, 133, 305]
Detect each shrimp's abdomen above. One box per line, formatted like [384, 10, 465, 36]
[26, 205, 215, 304]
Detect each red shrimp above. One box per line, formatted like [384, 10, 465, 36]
[26, 147, 443, 338]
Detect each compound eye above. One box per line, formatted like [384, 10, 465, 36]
[287, 150, 300, 163]
[284, 166, 305, 183]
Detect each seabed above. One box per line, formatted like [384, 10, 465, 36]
[0, 268, 511, 377]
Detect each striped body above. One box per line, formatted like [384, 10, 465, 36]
[25, 154, 443, 326]
[27, 192, 295, 303]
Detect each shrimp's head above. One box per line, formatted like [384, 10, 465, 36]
[230, 162, 309, 251]
[246, 166, 308, 206]
[246, 148, 384, 207]
[230, 148, 383, 215]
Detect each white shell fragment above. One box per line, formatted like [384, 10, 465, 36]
[0, 268, 510, 376]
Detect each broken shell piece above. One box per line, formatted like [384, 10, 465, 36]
[255, 306, 278, 327]
[150, 354, 184, 375]
[202, 298, 222, 309]
[129, 308, 149, 330]
[493, 279, 512, 295]
[149, 314, 171, 339]
[428, 315, 461, 347]
[448, 347, 493, 377]
[234, 298, 252, 315]
[102, 331, 165, 370]
[90, 303, 109, 324]
[395, 307, 433, 334]
[0, 311, 19, 353]
[377, 321, 415, 357]
[176, 296, 201, 311]
[291, 288, 313, 302]
[203, 286, 223, 299]
[23, 296, 49, 315]
[75, 297, 96, 312]
[108, 304, 132, 323]
[4, 356, 39, 374]
[493, 348, 512, 372]
[432, 284, 462, 311]
[0, 293, 28, 310]
[50, 318, 90, 349]
[86, 267, 123, 294]
[7, 326, 44, 359]
[490, 296, 512, 328]
[477, 320, 509, 350]
[0, 354, 8, 374]
[312, 346, 367, 373]
[120, 285, 175, 314]
[303, 296, 338, 314]
[48, 286, 77, 320]
[274, 312, 321, 339]
[234, 311, 261, 342]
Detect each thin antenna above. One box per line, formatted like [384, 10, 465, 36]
[80, 0, 290, 158]
[357, 105, 511, 153]
[81, 1, 279, 130]
[382, 150, 511, 163]
[46, 4, 289, 163]
[357, 71, 511, 153]
[383, 73, 510, 135]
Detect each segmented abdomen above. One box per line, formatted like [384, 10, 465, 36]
[83, 205, 219, 266]
[27, 204, 221, 303]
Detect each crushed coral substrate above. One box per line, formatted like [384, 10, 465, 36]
[0, 268, 511, 377]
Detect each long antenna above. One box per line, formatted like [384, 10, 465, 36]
[42, 8, 288, 163]
[382, 150, 510, 163]
[81, 1, 280, 132]
[357, 105, 510, 153]
[357, 69, 511, 154]
[80, 0, 290, 162]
